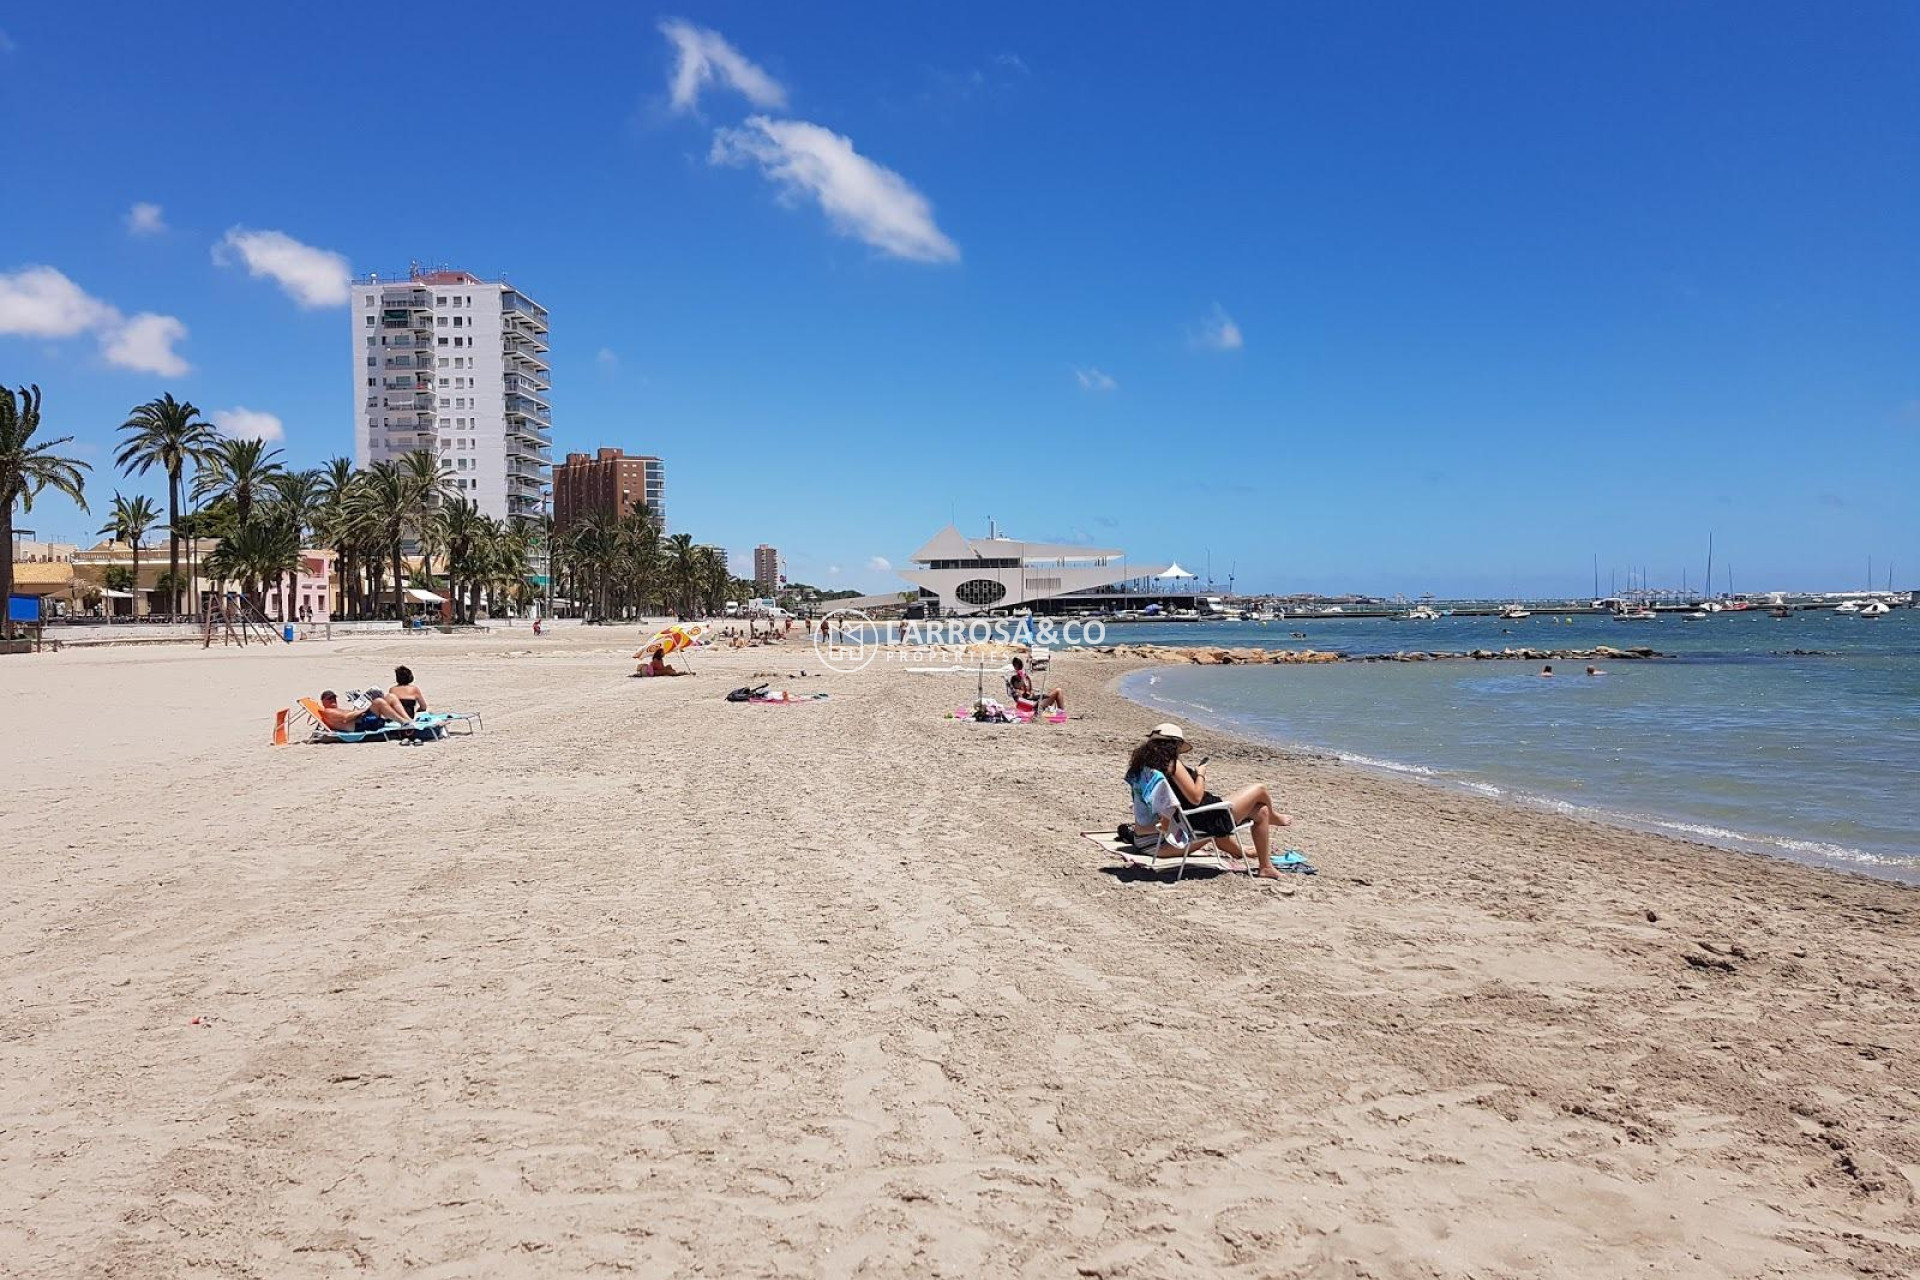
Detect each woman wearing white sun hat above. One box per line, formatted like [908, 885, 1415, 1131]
[1124, 722, 1295, 878]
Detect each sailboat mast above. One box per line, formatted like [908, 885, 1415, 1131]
[1705, 533, 1713, 603]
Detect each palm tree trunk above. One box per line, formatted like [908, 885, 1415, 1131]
[167, 470, 181, 617]
[391, 545, 404, 621]
[1, 503, 15, 643]
[131, 544, 142, 618]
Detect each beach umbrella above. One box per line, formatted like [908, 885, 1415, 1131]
[642, 621, 708, 654]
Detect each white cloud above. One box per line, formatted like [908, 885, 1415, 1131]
[596, 347, 619, 371]
[661, 19, 787, 113]
[827, 564, 842, 576]
[125, 202, 166, 237]
[867, 555, 892, 572]
[214, 227, 350, 308]
[101, 314, 190, 377]
[1075, 366, 1118, 392]
[0, 266, 119, 337]
[993, 52, 1029, 75]
[711, 117, 959, 263]
[210, 406, 285, 443]
[0, 266, 190, 375]
[1194, 303, 1243, 351]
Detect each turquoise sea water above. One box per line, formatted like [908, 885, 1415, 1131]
[1107, 610, 1920, 883]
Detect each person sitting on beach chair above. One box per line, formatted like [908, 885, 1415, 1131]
[388, 665, 429, 718]
[315, 688, 413, 734]
[1008, 656, 1065, 718]
[1127, 724, 1292, 879]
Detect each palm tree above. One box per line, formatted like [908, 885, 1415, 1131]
[116, 395, 215, 615]
[267, 470, 325, 620]
[204, 515, 301, 613]
[346, 461, 410, 618]
[665, 532, 701, 619]
[439, 497, 488, 622]
[313, 457, 364, 617]
[97, 492, 161, 617]
[2, 385, 92, 639]
[192, 436, 285, 531]
[617, 502, 662, 618]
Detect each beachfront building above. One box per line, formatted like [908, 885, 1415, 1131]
[754, 544, 782, 595]
[552, 448, 665, 533]
[351, 268, 551, 527]
[898, 525, 1172, 616]
[63, 542, 338, 619]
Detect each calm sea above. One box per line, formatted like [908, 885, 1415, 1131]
[1105, 610, 1920, 883]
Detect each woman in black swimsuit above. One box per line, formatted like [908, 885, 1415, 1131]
[388, 665, 428, 718]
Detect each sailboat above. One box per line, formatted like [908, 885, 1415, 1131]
[1498, 602, 1531, 620]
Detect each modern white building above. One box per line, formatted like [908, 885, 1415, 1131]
[898, 524, 1172, 615]
[351, 268, 551, 526]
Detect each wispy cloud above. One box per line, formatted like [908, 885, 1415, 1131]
[1075, 366, 1118, 392]
[0, 30, 17, 55]
[1193, 303, 1243, 351]
[0, 265, 190, 375]
[661, 19, 787, 114]
[596, 347, 619, 372]
[210, 406, 285, 443]
[993, 52, 1029, 75]
[868, 555, 892, 572]
[711, 116, 959, 263]
[214, 227, 350, 308]
[124, 202, 167, 238]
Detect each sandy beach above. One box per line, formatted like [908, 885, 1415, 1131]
[2, 629, 1916, 1278]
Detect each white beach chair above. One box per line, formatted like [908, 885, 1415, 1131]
[1121, 772, 1256, 880]
[1029, 645, 1052, 671]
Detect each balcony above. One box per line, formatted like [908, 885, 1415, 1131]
[502, 373, 550, 396]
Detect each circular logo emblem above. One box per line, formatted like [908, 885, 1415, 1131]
[814, 608, 879, 673]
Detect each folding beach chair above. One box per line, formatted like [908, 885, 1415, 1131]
[1115, 771, 1257, 881]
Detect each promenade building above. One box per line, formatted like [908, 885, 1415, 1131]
[552, 448, 665, 532]
[351, 267, 551, 527]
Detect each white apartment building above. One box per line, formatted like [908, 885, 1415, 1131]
[351, 268, 551, 525]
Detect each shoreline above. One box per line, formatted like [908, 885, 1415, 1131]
[1103, 660, 1920, 888]
[4, 636, 1917, 1276]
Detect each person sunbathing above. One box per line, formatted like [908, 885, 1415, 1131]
[1126, 723, 1293, 878]
[388, 665, 429, 717]
[316, 688, 414, 733]
[632, 648, 683, 677]
[1008, 656, 1066, 716]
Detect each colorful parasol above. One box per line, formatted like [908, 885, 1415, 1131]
[640, 621, 708, 656]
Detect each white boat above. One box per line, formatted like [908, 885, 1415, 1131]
[1858, 601, 1891, 617]
[1834, 600, 1861, 614]
[1611, 607, 1658, 621]
[1396, 606, 1441, 621]
[1681, 610, 1709, 620]
[1498, 603, 1530, 620]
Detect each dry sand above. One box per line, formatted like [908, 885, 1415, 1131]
[2, 628, 1916, 1278]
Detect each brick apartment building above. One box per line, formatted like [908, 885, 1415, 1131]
[552, 448, 665, 532]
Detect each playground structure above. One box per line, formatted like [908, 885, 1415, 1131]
[202, 593, 291, 648]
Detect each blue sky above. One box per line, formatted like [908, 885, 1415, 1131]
[2, 2, 1915, 597]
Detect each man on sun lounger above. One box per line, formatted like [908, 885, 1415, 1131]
[316, 688, 415, 733]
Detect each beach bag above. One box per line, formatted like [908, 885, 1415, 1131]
[726, 683, 768, 703]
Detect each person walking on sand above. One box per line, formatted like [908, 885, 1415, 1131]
[1129, 723, 1294, 879]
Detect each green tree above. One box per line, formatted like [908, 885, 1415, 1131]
[204, 514, 301, 612]
[664, 532, 701, 619]
[192, 436, 285, 531]
[115, 395, 215, 615]
[97, 492, 162, 617]
[2, 385, 92, 641]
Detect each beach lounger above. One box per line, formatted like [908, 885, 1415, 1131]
[283, 698, 480, 744]
[1079, 829, 1253, 876]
